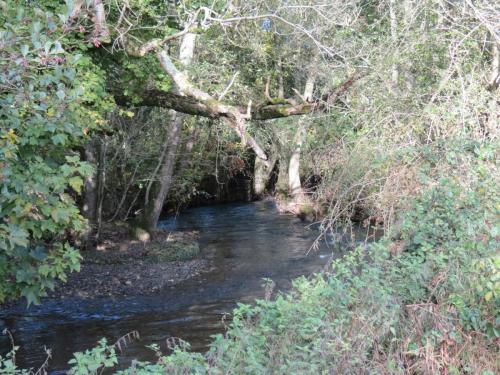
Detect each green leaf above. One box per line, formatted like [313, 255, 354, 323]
[50, 207, 69, 223]
[65, 155, 80, 163]
[38, 264, 51, 276]
[44, 41, 52, 54]
[8, 225, 29, 248]
[68, 176, 83, 193]
[20, 44, 29, 57]
[484, 291, 493, 302]
[21, 286, 39, 306]
[56, 89, 66, 100]
[30, 246, 47, 261]
[51, 133, 67, 145]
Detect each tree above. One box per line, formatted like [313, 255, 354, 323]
[0, 1, 111, 303]
[69, 0, 365, 224]
[141, 33, 197, 231]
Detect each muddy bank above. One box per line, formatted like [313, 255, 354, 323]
[49, 258, 210, 299]
[50, 225, 212, 300]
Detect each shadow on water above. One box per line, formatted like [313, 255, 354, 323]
[0, 200, 377, 373]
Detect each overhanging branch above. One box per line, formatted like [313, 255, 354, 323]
[117, 39, 365, 164]
[115, 71, 365, 122]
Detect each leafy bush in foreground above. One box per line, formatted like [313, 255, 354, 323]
[0, 3, 111, 304]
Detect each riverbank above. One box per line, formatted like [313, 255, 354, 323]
[0, 224, 211, 306]
[50, 224, 211, 299]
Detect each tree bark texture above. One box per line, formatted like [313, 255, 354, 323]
[142, 112, 184, 231]
[82, 139, 98, 247]
[253, 154, 277, 197]
[141, 34, 197, 232]
[288, 120, 308, 198]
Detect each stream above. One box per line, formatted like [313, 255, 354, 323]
[0, 200, 373, 373]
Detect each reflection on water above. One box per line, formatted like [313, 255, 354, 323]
[0, 200, 373, 373]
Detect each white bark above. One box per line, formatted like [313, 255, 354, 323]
[276, 157, 289, 195]
[303, 74, 315, 102]
[288, 71, 316, 198]
[92, 0, 110, 40]
[157, 48, 270, 165]
[288, 120, 308, 198]
[489, 40, 499, 90]
[157, 50, 210, 101]
[254, 155, 277, 196]
[179, 33, 197, 66]
[143, 34, 197, 231]
[389, 0, 399, 86]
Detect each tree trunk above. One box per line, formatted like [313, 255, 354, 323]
[142, 112, 184, 232]
[276, 157, 289, 196]
[176, 125, 199, 175]
[288, 71, 315, 199]
[303, 74, 315, 102]
[389, 0, 399, 87]
[95, 137, 107, 242]
[253, 154, 277, 197]
[82, 139, 98, 247]
[140, 33, 197, 232]
[288, 120, 308, 198]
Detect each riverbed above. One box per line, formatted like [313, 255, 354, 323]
[0, 200, 372, 373]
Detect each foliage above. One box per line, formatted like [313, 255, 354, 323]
[0, 349, 29, 375]
[67, 339, 118, 375]
[0, 1, 111, 304]
[157, 162, 496, 375]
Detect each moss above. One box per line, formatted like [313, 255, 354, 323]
[297, 203, 316, 222]
[269, 98, 290, 105]
[129, 226, 151, 243]
[299, 204, 315, 217]
[146, 235, 200, 262]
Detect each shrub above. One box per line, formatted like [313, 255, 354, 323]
[0, 2, 111, 304]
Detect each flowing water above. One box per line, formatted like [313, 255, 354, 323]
[0, 200, 373, 373]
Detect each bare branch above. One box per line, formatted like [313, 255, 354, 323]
[157, 50, 212, 101]
[218, 71, 240, 101]
[154, 51, 270, 163]
[488, 40, 499, 90]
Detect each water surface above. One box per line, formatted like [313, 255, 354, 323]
[0, 200, 370, 373]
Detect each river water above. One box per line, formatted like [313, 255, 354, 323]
[0, 200, 372, 373]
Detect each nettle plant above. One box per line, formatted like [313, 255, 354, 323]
[0, 2, 110, 304]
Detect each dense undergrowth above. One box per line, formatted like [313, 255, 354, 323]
[2, 142, 498, 373]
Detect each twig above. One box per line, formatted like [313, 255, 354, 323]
[218, 71, 240, 100]
[2, 329, 16, 364]
[34, 347, 52, 375]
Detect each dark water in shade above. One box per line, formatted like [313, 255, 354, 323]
[0, 200, 374, 373]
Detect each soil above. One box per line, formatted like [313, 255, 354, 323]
[46, 223, 212, 300]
